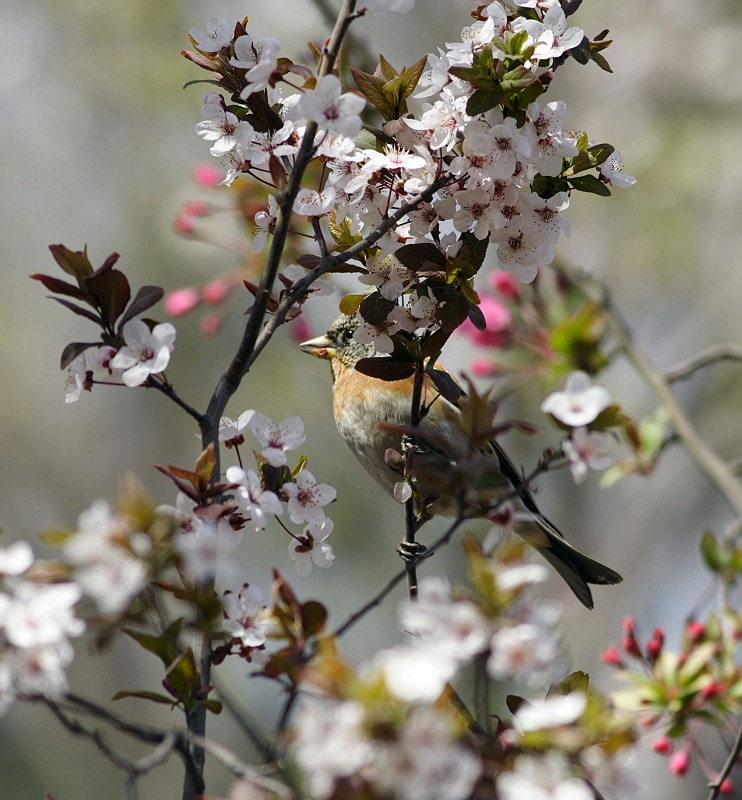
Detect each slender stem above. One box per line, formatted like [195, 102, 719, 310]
[564, 266, 742, 519]
[402, 368, 426, 598]
[664, 344, 742, 383]
[705, 720, 742, 800]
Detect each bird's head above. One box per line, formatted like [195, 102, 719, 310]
[299, 314, 374, 368]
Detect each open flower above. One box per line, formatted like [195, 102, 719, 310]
[110, 320, 176, 387]
[227, 466, 283, 531]
[296, 74, 366, 137]
[222, 584, 275, 647]
[248, 412, 306, 467]
[540, 371, 611, 427]
[289, 518, 335, 577]
[282, 471, 336, 525]
[562, 427, 614, 483]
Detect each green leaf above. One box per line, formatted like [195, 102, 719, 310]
[466, 87, 504, 117]
[500, 65, 537, 92]
[339, 293, 367, 316]
[166, 648, 200, 697]
[123, 619, 183, 668]
[700, 530, 722, 573]
[350, 68, 396, 120]
[549, 670, 589, 696]
[378, 54, 398, 82]
[569, 174, 612, 196]
[112, 689, 176, 705]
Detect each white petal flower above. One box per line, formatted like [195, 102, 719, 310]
[282, 471, 336, 525]
[292, 187, 337, 217]
[0, 541, 34, 577]
[222, 584, 275, 647]
[189, 17, 233, 52]
[514, 693, 587, 732]
[562, 427, 614, 484]
[540, 371, 612, 427]
[110, 320, 176, 387]
[296, 74, 366, 137]
[375, 643, 457, 703]
[288, 518, 335, 577]
[248, 413, 306, 467]
[227, 466, 283, 531]
[497, 751, 593, 800]
[1, 582, 84, 649]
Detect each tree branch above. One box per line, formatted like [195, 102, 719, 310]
[561, 265, 742, 520]
[664, 344, 742, 383]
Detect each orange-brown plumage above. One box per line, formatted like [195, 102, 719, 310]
[301, 314, 622, 608]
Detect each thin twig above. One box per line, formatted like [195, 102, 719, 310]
[562, 265, 742, 519]
[705, 719, 742, 800]
[664, 344, 742, 383]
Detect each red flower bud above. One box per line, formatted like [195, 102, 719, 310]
[685, 620, 706, 642]
[720, 778, 734, 795]
[653, 736, 673, 755]
[601, 645, 623, 667]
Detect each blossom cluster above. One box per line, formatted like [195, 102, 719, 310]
[0, 541, 83, 713]
[167, 409, 336, 583]
[185, 1, 634, 365]
[602, 613, 742, 793]
[288, 542, 640, 800]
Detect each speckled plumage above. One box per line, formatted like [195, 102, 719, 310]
[300, 315, 622, 608]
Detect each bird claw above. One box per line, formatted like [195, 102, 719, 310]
[396, 540, 429, 562]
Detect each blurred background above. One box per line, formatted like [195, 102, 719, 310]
[2, 0, 742, 797]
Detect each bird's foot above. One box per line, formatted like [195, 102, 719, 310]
[396, 540, 429, 563]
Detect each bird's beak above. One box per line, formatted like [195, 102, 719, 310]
[299, 334, 335, 360]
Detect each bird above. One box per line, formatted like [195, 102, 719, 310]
[300, 313, 622, 608]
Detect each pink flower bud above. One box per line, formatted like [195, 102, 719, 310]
[173, 214, 195, 234]
[471, 357, 497, 376]
[202, 280, 230, 305]
[652, 736, 673, 755]
[668, 750, 690, 776]
[600, 645, 623, 667]
[490, 269, 520, 300]
[200, 313, 221, 336]
[183, 199, 207, 217]
[164, 287, 200, 316]
[193, 163, 223, 187]
[720, 778, 734, 795]
[621, 616, 636, 635]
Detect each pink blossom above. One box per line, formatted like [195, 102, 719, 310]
[193, 163, 223, 187]
[165, 287, 200, 316]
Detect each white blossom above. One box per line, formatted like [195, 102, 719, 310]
[541, 371, 612, 427]
[110, 320, 176, 387]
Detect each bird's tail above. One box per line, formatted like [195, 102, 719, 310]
[512, 513, 622, 609]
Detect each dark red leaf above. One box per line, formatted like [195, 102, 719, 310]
[120, 285, 165, 328]
[60, 341, 98, 370]
[30, 273, 89, 300]
[354, 357, 415, 381]
[50, 296, 103, 326]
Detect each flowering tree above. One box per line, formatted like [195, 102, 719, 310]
[7, 1, 742, 799]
